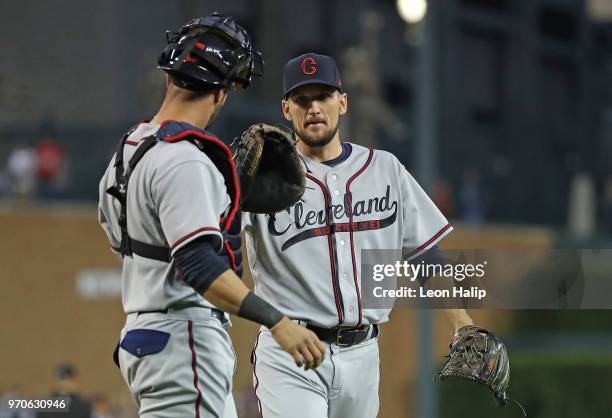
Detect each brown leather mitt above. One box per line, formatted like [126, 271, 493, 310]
[232, 123, 305, 213]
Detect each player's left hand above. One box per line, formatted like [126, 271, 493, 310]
[435, 325, 525, 415]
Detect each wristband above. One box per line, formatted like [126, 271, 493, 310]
[238, 291, 284, 329]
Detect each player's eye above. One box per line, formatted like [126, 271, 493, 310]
[292, 92, 332, 108]
[293, 96, 311, 108]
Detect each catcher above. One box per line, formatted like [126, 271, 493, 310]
[98, 14, 323, 418]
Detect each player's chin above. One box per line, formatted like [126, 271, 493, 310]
[300, 125, 323, 140]
[301, 134, 334, 148]
[297, 125, 334, 146]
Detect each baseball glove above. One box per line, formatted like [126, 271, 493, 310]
[232, 123, 305, 213]
[435, 325, 526, 415]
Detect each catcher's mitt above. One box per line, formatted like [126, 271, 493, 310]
[232, 123, 305, 213]
[435, 325, 526, 416]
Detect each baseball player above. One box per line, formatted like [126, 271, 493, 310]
[243, 53, 475, 418]
[98, 17, 324, 418]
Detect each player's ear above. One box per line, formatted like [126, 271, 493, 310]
[281, 99, 292, 121]
[338, 92, 348, 116]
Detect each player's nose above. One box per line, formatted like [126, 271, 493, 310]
[307, 101, 322, 115]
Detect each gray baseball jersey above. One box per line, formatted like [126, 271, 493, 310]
[245, 142, 451, 418]
[98, 121, 237, 418]
[98, 122, 231, 313]
[243, 142, 452, 328]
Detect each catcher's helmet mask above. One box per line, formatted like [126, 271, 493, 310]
[158, 12, 264, 91]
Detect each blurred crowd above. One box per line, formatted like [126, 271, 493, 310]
[0, 139, 67, 202]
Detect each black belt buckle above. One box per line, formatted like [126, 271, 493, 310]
[336, 327, 369, 347]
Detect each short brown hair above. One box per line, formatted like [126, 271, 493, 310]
[169, 74, 221, 102]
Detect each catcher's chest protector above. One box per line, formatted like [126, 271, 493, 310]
[106, 121, 239, 262]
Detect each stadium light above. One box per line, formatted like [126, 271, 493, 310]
[396, 0, 428, 24]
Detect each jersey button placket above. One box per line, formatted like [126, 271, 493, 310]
[330, 172, 358, 325]
[326, 173, 344, 323]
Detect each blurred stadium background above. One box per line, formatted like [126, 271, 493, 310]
[1, 0, 612, 417]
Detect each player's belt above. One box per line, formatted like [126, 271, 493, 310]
[135, 307, 228, 324]
[306, 324, 379, 347]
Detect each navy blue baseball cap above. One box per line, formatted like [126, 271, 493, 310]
[283, 53, 343, 98]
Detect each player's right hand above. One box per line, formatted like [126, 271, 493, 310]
[270, 317, 326, 370]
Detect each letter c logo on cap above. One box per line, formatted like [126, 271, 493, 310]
[301, 57, 317, 75]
